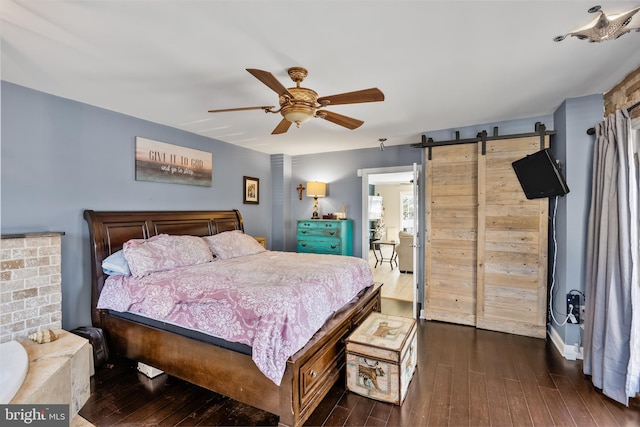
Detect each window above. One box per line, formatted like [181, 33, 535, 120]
[400, 191, 414, 233]
[368, 196, 383, 220]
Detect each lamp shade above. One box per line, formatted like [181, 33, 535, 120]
[306, 181, 326, 198]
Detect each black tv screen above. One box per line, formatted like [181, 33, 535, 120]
[512, 148, 569, 199]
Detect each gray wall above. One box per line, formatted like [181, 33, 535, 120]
[551, 94, 603, 348]
[270, 154, 292, 252]
[418, 115, 554, 141]
[1, 82, 272, 329]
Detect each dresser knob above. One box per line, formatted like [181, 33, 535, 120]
[310, 370, 317, 378]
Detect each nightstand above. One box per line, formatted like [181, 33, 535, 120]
[253, 237, 266, 248]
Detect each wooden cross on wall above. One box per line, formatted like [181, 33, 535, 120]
[296, 183, 306, 200]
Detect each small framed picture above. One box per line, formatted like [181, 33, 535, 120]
[243, 176, 259, 204]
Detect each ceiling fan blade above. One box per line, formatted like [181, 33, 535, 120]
[319, 110, 364, 130]
[272, 119, 292, 134]
[246, 69, 294, 98]
[317, 88, 384, 106]
[208, 106, 274, 113]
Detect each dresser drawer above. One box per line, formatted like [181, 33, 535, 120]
[298, 220, 340, 230]
[298, 222, 342, 238]
[299, 322, 351, 408]
[297, 239, 342, 255]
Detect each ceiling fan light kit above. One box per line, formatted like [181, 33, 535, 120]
[554, 5, 640, 42]
[283, 105, 315, 126]
[280, 81, 318, 127]
[208, 67, 384, 134]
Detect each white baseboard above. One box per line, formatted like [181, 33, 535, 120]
[548, 325, 583, 361]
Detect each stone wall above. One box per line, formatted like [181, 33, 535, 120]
[0, 232, 63, 342]
[604, 66, 640, 119]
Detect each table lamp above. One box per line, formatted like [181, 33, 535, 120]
[306, 181, 326, 219]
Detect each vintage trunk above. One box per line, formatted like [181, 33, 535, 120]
[345, 313, 417, 405]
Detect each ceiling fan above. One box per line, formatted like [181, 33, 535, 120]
[208, 67, 384, 134]
[553, 5, 640, 42]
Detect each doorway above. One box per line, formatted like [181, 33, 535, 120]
[360, 165, 422, 318]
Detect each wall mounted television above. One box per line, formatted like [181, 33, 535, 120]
[512, 148, 569, 200]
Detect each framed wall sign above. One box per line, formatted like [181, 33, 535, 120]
[243, 176, 259, 204]
[135, 137, 213, 187]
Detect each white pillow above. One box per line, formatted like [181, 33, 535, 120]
[102, 250, 131, 276]
[202, 230, 266, 260]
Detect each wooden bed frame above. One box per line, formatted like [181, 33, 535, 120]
[84, 209, 381, 427]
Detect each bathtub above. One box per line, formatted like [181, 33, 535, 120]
[0, 340, 29, 403]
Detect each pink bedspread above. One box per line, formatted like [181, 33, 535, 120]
[97, 251, 374, 385]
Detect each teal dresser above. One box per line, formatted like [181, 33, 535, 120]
[296, 219, 353, 256]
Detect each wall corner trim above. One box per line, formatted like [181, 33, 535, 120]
[548, 324, 583, 361]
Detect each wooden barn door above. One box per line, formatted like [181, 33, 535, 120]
[476, 136, 549, 339]
[424, 144, 478, 326]
[423, 134, 549, 339]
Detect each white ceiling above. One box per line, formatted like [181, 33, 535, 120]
[369, 172, 414, 185]
[2, 1, 639, 156]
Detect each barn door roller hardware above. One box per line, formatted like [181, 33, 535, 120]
[412, 122, 555, 159]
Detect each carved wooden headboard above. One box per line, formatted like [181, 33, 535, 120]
[83, 209, 244, 326]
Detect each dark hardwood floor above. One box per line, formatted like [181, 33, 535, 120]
[79, 300, 640, 426]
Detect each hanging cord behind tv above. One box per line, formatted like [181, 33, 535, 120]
[548, 195, 571, 326]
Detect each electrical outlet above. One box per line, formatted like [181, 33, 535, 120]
[580, 305, 586, 323]
[566, 294, 580, 324]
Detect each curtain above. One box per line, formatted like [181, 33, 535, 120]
[628, 122, 640, 400]
[583, 109, 640, 406]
